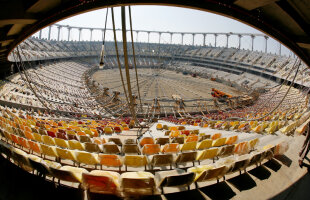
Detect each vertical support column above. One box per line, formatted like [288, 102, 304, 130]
[181, 33, 184, 45]
[57, 26, 61, 41]
[226, 34, 230, 48]
[79, 28, 82, 41]
[203, 34, 206, 46]
[136, 31, 139, 43]
[158, 32, 161, 44]
[251, 35, 255, 51]
[48, 26, 52, 40]
[214, 34, 218, 47]
[238, 34, 242, 49]
[39, 30, 42, 39]
[192, 34, 195, 46]
[170, 33, 172, 44]
[264, 35, 268, 53]
[90, 28, 93, 41]
[147, 32, 150, 43]
[279, 43, 281, 55]
[67, 27, 71, 41]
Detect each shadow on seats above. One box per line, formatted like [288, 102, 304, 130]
[264, 159, 282, 172]
[227, 173, 257, 191]
[275, 155, 292, 167]
[165, 189, 206, 200]
[248, 166, 271, 180]
[0, 154, 83, 200]
[199, 181, 236, 200]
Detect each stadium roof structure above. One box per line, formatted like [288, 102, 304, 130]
[0, 0, 309, 74]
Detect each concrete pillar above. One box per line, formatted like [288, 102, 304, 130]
[90, 29, 93, 41]
[158, 32, 161, 44]
[67, 27, 71, 41]
[136, 31, 139, 43]
[79, 28, 82, 41]
[192, 34, 195, 46]
[170, 33, 172, 44]
[251, 35, 255, 51]
[279, 43, 281, 56]
[226, 34, 230, 48]
[214, 34, 218, 47]
[264, 35, 268, 53]
[48, 26, 51, 40]
[203, 34, 206, 46]
[181, 33, 184, 45]
[147, 32, 150, 43]
[39, 30, 42, 39]
[57, 26, 61, 41]
[238, 34, 242, 49]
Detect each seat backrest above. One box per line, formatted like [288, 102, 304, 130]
[121, 172, 155, 195]
[55, 147, 75, 161]
[139, 137, 154, 147]
[108, 138, 123, 146]
[67, 133, 78, 141]
[218, 145, 235, 157]
[225, 135, 238, 145]
[124, 155, 147, 167]
[212, 137, 226, 147]
[40, 144, 58, 158]
[28, 140, 41, 154]
[150, 154, 173, 167]
[160, 172, 195, 187]
[84, 142, 101, 153]
[54, 138, 69, 149]
[47, 131, 56, 138]
[211, 133, 221, 140]
[197, 139, 212, 150]
[180, 141, 197, 152]
[123, 144, 140, 154]
[171, 137, 184, 144]
[185, 135, 199, 143]
[202, 165, 227, 181]
[197, 148, 218, 161]
[175, 152, 197, 164]
[75, 151, 99, 165]
[102, 143, 120, 154]
[142, 144, 160, 155]
[56, 132, 68, 140]
[82, 171, 120, 194]
[161, 143, 179, 154]
[155, 137, 170, 145]
[98, 154, 123, 167]
[42, 135, 55, 146]
[79, 135, 92, 143]
[68, 140, 85, 151]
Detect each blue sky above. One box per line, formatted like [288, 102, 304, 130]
[35, 6, 293, 56]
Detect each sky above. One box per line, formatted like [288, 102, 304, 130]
[34, 6, 294, 56]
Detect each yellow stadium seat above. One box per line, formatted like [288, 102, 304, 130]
[197, 139, 213, 150]
[249, 138, 259, 150]
[212, 138, 226, 147]
[55, 147, 76, 164]
[156, 124, 163, 130]
[180, 141, 197, 152]
[54, 138, 69, 149]
[42, 135, 56, 146]
[196, 148, 218, 163]
[33, 132, 43, 143]
[124, 155, 148, 171]
[40, 144, 58, 160]
[75, 151, 99, 167]
[59, 166, 89, 183]
[68, 140, 85, 151]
